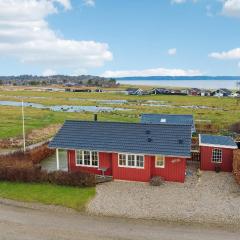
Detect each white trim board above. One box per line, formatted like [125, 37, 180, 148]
[50, 147, 190, 158]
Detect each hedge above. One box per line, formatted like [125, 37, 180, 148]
[0, 143, 54, 169]
[0, 168, 96, 187]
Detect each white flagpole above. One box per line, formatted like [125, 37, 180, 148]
[22, 100, 26, 152]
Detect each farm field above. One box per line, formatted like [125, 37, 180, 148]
[0, 86, 239, 143]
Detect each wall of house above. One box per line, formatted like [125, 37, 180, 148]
[200, 146, 233, 172]
[112, 153, 152, 182]
[67, 150, 187, 183]
[150, 156, 186, 183]
[68, 150, 112, 176]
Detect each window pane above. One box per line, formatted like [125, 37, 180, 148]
[128, 155, 135, 166]
[156, 155, 165, 167]
[136, 155, 144, 167]
[92, 151, 98, 166]
[212, 149, 222, 163]
[84, 151, 91, 165]
[119, 154, 126, 166]
[76, 150, 83, 165]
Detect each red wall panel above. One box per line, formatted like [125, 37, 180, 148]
[68, 150, 112, 176]
[150, 156, 186, 183]
[67, 150, 186, 183]
[200, 146, 233, 172]
[112, 153, 151, 182]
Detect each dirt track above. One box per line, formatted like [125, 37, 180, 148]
[0, 200, 239, 240]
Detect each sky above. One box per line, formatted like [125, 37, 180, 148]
[0, 0, 240, 77]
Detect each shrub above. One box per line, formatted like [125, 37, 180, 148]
[0, 143, 54, 169]
[215, 165, 221, 173]
[48, 171, 96, 187]
[150, 176, 164, 186]
[0, 168, 96, 187]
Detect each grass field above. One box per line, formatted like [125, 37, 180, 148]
[0, 87, 239, 140]
[0, 181, 95, 211]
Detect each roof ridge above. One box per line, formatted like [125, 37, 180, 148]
[64, 119, 193, 126]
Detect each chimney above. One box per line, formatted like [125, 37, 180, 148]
[94, 114, 98, 121]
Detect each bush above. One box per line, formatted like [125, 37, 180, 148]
[150, 176, 164, 186]
[0, 168, 96, 187]
[0, 143, 54, 169]
[215, 165, 221, 173]
[48, 171, 96, 187]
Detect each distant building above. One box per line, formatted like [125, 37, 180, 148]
[126, 88, 144, 95]
[187, 88, 201, 96]
[200, 90, 212, 96]
[212, 88, 232, 97]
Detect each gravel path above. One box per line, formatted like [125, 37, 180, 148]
[87, 170, 240, 226]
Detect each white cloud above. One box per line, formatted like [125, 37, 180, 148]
[168, 48, 177, 56]
[209, 48, 240, 60]
[171, 0, 197, 4]
[0, 0, 112, 72]
[102, 67, 202, 78]
[42, 69, 56, 76]
[84, 0, 95, 7]
[171, 0, 186, 4]
[222, 0, 240, 17]
[54, 0, 72, 10]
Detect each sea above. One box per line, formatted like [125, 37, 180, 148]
[117, 80, 239, 90]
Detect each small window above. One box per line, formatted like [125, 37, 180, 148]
[76, 150, 83, 165]
[128, 155, 135, 166]
[155, 155, 165, 168]
[75, 150, 98, 167]
[84, 151, 91, 165]
[92, 151, 99, 166]
[118, 153, 144, 168]
[136, 155, 144, 167]
[212, 149, 222, 163]
[119, 154, 126, 166]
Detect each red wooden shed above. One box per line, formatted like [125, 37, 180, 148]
[199, 134, 238, 172]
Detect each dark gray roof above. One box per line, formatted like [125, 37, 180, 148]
[200, 134, 237, 148]
[49, 120, 192, 157]
[141, 114, 195, 132]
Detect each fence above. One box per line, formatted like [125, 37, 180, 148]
[233, 149, 240, 185]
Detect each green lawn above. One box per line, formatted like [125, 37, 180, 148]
[0, 181, 95, 211]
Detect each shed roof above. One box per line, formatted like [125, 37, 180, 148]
[49, 120, 192, 157]
[199, 134, 237, 149]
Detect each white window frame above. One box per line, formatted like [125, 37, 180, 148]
[155, 155, 165, 168]
[212, 148, 222, 163]
[75, 150, 99, 168]
[118, 153, 144, 169]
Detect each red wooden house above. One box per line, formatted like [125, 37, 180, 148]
[49, 120, 192, 183]
[199, 134, 238, 172]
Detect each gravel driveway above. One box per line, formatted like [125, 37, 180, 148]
[87, 168, 240, 226]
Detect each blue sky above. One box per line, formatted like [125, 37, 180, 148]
[0, 0, 240, 77]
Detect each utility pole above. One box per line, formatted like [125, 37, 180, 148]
[22, 100, 26, 152]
